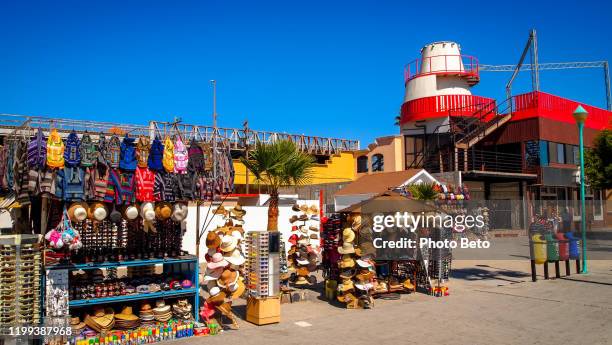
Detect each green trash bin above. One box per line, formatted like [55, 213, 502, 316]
[544, 233, 559, 262]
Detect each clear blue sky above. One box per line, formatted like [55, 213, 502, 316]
[1, 0, 610, 146]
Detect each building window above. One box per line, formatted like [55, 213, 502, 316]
[357, 156, 368, 173]
[405, 135, 424, 169]
[372, 154, 384, 172]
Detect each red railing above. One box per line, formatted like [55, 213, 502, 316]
[404, 54, 479, 83]
[400, 94, 496, 123]
[512, 91, 611, 130]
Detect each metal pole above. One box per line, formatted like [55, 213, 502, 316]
[244, 120, 250, 194]
[604, 61, 611, 111]
[578, 121, 588, 273]
[531, 29, 540, 92]
[211, 80, 217, 180]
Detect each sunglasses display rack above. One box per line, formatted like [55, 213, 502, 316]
[0, 234, 42, 333]
[43, 255, 200, 342]
[244, 231, 270, 298]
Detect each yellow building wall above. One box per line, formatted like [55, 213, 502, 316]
[233, 152, 356, 185]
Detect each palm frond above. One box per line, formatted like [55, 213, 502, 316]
[407, 182, 438, 201]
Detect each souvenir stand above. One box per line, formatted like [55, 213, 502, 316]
[323, 191, 453, 307]
[0, 117, 236, 344]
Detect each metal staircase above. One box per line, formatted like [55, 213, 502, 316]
[453, 97, 513, 149]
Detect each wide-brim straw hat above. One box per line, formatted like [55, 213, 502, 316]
[219, 235, 237, 253]
[337, 242, 355, 254]
[228, 278, 246, 299]
[203, 267, 224, 282]
[140, 202, 155, 221]
[68, 202, 89, 222]
[155, 202, 173, 220]
[70, 317, 86, 330]
[212, 206, 228, 216]
[294, 276, 310, 285]
[337, 279, 354, 292]
[351, 215, 362, 231]
[171, 202, 189, 222]
[217, 269, 239, 289]
[342, 228, 355, 243]
[206, 231, 221, 249]
[88, 202, 108, 221]
[115, 306, 139, 321]
[338, 256, 356, 268]
[207, 252, 229, 270]
[223, 248, 245, 266]
[84, 308, 115, 332]
[124, 205, 139, 220]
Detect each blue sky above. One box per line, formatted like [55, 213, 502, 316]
[1, 0, 610, 146]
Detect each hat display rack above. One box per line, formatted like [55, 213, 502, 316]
[285, 202, 321, 288]
[200, 203, 246, 330]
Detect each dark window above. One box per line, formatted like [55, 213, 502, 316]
[405, 135, 424, 168]
[357, 156, 368, 173]
[564, 144, 575, 165]
[557, 143, 565, 164]
[372, 154, 384, 172]
[548, 142, 558, 163]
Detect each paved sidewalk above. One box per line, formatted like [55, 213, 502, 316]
[173, 259, 612, 345]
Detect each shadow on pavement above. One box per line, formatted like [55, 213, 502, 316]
[451, 266, 529, 283]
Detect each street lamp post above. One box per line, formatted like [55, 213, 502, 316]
[573, 105, 588, 274]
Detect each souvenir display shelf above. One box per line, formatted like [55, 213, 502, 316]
[44, 255, 200, 318]
[245, 232, 270, 298]
[0, 234, 43, 329]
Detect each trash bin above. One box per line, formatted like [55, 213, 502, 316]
[544, 233, 559, 262]
[531, 234, 547, 264]
[565, 232, 581, 260]
[555, 233, 569, 261]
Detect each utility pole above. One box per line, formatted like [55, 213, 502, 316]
[244, 119, 250, 193]
[210, 80, 217, 180]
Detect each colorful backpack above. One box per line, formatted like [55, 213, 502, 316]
[27, 128, 47, 170]
[79, 133, 97, 167]
[187, 139, 204, 172]
[173, 137, 188, 174]
[136, 136, 151, 168]
[162, 136, 175, 173]
[105, 135, 121, 168]
[46, 129, 65, 169]
[64, 130, 81, 167]
[119, 135, 137, 171]
[148, 138, 164, 171]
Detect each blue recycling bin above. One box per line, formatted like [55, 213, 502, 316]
[564, 232, 581, 260]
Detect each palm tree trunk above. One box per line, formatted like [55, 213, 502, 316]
[267, 189, 279, 231]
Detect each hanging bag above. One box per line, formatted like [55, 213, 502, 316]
[136, 136, 151, 168]
[46, 129, 65, 169]
[173, 136, 188, 174]
[105, 135, 121, 168]
[79, 133, 98, 167]
[64, 130, 81, 167]
[187, 138, 204, 172]
[148, 138, 164, 171]
[119, 135, 137, 171]
[162, 136, 175, 173]
[27, 128, 47, 170]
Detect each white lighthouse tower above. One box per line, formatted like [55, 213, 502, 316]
[400, 41, 487, 135]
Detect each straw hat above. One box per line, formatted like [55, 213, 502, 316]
[124, 205, 139, 221]
[217, 269, 239, 289]
[307, 205, 319, 215]
[84, 307, 115, 333]
[356, 259, 372, 268]
[115, 307, 139, 321]
[337, 278, 354, 292]
[212, 206, 228, 216]
[294, 276, 310, 285]
[203, 267, 224, 282]
[155, 202, 173, 220]
[68, 202, 88, 222]
[342, 228, 355, 243]
[140, 202, 155, 222]
[299, 204, 309, 213]
[171, 203, 189, 222]
[338, 255, 355, 268]
[351, 215, 362, 231]
[205, 231, 221, 249]
[88, 202, 108, 221]
[219, 235, 237, 253]
[207, 253, 229, 270]
[206, 289, 226, 305]
[337, 242, 355, 254]
[70, 316, 86, 330]
[223, 249, 245, 266]
[228, 278, 246, 299]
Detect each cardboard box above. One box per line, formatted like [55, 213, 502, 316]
[246, 296, 280, 325]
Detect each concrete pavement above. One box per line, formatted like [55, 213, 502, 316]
[173, 258, 612, 345]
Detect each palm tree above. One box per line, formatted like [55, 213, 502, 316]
[407, 182, 438, 201]
[240, 140, 314, 231]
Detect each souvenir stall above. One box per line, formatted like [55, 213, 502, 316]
[284, 203, 320, 289]
[0, 121, 236, 344]
[323, 191, 453, 307]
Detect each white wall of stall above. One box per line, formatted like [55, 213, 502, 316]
[181, 195, 321, 262]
